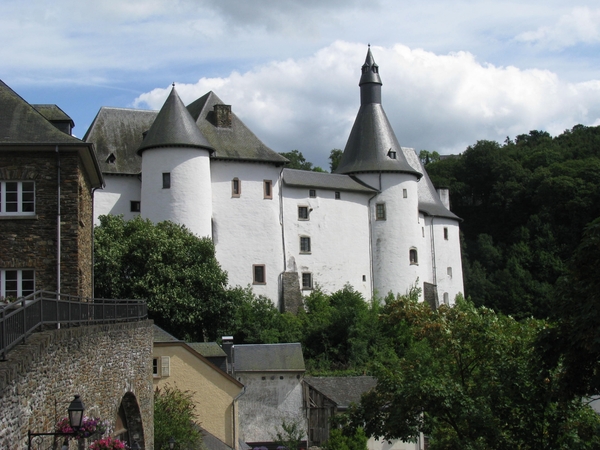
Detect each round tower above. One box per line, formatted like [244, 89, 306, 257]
[336, 47, 424, 298]
[137, 86, 214, 237]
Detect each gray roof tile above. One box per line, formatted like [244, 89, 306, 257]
[153, 325, 181, 343]
[304, 376, 376, 408]
[282, 169, 377, 193]
[234, 343, 305, 372]
[188, 342, 227, 358]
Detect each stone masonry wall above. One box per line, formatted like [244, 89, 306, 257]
[0, 320, 154, 450]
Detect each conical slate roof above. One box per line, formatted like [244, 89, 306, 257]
[137, 86, 214, 155]
[335, 49, 421, 178]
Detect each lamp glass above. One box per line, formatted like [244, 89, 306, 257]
[67, 395, 85, 429]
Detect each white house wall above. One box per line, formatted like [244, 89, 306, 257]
[282, 186, 372, 298]
[428, 217, 463, 305]
[93, 174, 141, 225]
[211, 161, 285, 301]
[140, 147, 212, 238]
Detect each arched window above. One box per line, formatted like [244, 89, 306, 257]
[443, 292, 449, 305]
[409, 248, 418, 265]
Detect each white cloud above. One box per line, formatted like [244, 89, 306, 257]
[133, 41, 600, 168]
[515, 7, 600, 49]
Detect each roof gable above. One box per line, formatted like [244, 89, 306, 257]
[234, 343, 305, 372]
[304, 376, 376, 408]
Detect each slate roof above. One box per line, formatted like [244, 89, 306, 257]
[0, 79, 103, 188]
[234, 343, 305, 372]
[402, 147, 461, 221]
[282, 168, 377, 193]
[188, 342, 227, 358]
[187, 91, 289, 164]
[137, 86, 214, 155]
[152, 325, 180, 343]
[304, 376, 377, 408]
[84, 107, 157, 174]
[32, 104, 74, 127]
[335, 50, 421, 178]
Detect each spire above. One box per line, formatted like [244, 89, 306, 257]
[334, 48, 422, 177]
[137, 85, 214, 155]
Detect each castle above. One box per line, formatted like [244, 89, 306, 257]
[87, 48, 463, 308]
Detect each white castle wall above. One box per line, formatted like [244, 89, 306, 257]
[140, 147, 212, 238]
[93, 174, 141, 225]
[429, 217, 463, 305]
[210, 161, 285, 301]
[357, 172, 423, 299]
[282, 186, 372, 298]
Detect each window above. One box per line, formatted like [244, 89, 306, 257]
[1, 181, 35, 215]
[298, 206, 309, 220]
[0, 269, 35, 299]
[409, 248, 418, 265]
[309, 189, 316, 198]
[422, 227, 425, 237]
[302, 272, 313, 290]
[447, 267, 453, 278]
[162, 173, 171, 189]
[444, 227, 449, 240]
[106, 153, 116, 164]
[130, 201, 141, 212]
[403, 188, 407, 198]
[335, 191, 341, 200]
[152, 358, 159, 377]
[253, 264, 266, 284]
[300, 236, 311, 254]
[388, 149, 397, 159]
[232, 178, 241, 197]
[153, 356, 170, 378]
[362, 275, 366, 282]
[443, 293, 450, 306]
[264, 180, 272, 199]
[376, 203, 386, 220]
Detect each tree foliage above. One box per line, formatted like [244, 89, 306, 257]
[345, 294, 600, 450]
[154, 385, 203, 450]
[322, 427, 367, 450]
[329, 149, 343, 172]
[94, 215, 236, 341]
[279, 150, 325, 172]
[425, 125, 600, 318]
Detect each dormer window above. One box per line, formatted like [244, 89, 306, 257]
[106, 153, 116, 164]
[388, 149, 397, 159]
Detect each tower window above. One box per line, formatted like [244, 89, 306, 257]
[309, 189, 316, 198]
[302, 272, 313, 290]
[403, 189, 407, 198]
[298, 206, 309, 220]
[253, 265, 266, 284]
[264, 180, 272, 199]
[409, 248, 418, 265]
[376, 203, 386, 220]
[444, 227, 449, 240]
[447, 267, 453, 278]
[335, 191, 341, 200]
[388, 149, 397, 159]
[443, 293, 449, 305]
[232, 178, 241, 197]
[130, 201, 141, 212]
[300, 236, 311, 254]
[162, 173, 171, 189]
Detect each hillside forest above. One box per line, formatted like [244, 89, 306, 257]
[94, 124, 600, 449]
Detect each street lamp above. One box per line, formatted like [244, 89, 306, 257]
[169, 437, 176, 449]
[28, 395, 86, 450]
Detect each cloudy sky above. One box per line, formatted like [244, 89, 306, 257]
[2, 0, 600, 169]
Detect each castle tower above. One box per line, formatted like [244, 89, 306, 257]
[137, 86, 215, 237]
[336, 47, 424, 298]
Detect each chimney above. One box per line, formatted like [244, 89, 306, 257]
[221, 336, 234, 374]
[437, 188, 450, 210]
[214, 104, 232, 128]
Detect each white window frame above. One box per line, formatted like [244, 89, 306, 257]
[153, 356, 170, 378]
[0, 269, 35, 299]
[0, 181, 35, 216]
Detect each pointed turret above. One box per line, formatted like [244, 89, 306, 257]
[137, 85, 214, 155]
[335, 48, 421, 178]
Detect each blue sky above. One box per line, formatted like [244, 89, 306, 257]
[2, 0, 600, 169]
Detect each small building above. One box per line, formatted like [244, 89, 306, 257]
[232, 343, 307, 448]
[153, 326, 245, 450]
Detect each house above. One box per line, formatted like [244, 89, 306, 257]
[86, 48, 464, 309]
[153, 326, 245, 450]
[0, 80, 103, 299]
[304, 376, 425, 450]
[231, 343, 306, 448]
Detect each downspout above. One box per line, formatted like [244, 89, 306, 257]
[232, 385, 246, 450]
[430, 216, 437, 287]
[56, 146, 61, 297]
[278, 167, 286, 306]
[91, 187, 100, 299]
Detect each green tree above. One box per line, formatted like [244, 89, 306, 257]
[154, 385, 203, 450]
[329, 149, 343, 172]
[94, 215, 236, 341]
[346, 295, 600, 449]
[418, 150, 440, 166]
[323, 428, 367, 450]
[273, 419, 304, 450]
[279, 150, 325, 172]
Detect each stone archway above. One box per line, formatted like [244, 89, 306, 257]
[115, 392, 145, 448]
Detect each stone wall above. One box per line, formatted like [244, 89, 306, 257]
[0, 320, 154, 450]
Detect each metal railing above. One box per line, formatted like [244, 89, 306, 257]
[0, 291, 147, 361]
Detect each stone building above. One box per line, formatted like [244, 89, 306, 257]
[87, 48, 463, 308]
[0, 80, 103, 299]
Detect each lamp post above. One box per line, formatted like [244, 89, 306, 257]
[169, 437, 176, 449]
[28, 395, 85, 450]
